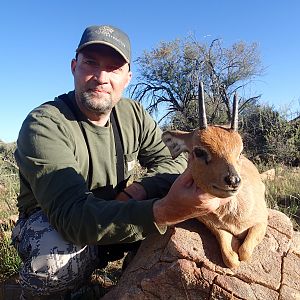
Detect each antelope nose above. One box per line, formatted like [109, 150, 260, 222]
[224, 175, 241, 188]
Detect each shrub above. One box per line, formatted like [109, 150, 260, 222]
[240, 104, 300, 166]
[0, 141, 19, 220]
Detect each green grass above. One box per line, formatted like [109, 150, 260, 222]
[0, 228, 22, 281]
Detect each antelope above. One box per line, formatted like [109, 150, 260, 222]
[162, 83, 268, 269]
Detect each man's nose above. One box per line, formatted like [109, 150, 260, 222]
[93, 69, 109, 83]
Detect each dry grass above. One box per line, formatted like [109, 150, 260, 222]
[264, 166, 300, 231]
[0, 143, 21, 283]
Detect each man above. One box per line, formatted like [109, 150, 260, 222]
[12, 25, 229, 299]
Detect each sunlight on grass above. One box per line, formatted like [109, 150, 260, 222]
[0, 228, 22, 281]
[265, 166, 300, 230]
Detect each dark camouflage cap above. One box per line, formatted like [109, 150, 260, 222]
[76, 25, 131, 63]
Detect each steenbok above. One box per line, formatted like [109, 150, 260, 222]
[162, 83, 268, 269]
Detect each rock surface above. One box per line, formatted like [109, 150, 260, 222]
[103, 209, 300, 300]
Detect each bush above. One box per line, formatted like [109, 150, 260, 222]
[0, 141, 19, 220]
[240, 104, 300, 166]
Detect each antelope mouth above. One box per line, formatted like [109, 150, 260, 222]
[212, 185, 239, 194]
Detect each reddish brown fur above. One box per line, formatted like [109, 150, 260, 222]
[195, 126, 242, 157]
[191, 126, 243, 198]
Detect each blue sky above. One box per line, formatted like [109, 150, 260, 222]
[1, 0, 299, 142]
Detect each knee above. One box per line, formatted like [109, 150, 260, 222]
[19, 245, 99, 295]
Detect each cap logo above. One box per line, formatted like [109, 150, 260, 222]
[96, 25, 114, 36]
[94, 26, 126, 49]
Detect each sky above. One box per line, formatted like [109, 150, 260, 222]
[1, 0, 299, 143]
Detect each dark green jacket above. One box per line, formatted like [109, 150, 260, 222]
[15, 91, 186, 246]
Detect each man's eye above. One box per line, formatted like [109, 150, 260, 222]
[108, 65, 123, 72]
[85, 60, 97, 66]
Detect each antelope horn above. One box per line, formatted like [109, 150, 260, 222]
[231, 92, 239, 131]
[198, 81, 207, 129]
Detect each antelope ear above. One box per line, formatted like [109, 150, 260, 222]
[162, 130, 192, 158]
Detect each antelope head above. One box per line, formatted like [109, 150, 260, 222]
[162, 83, 243, 198]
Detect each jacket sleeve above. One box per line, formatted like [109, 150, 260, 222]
[15, 105, 166, 246]
[133, 103, 187, 198]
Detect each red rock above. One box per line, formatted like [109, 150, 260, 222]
[103, 209, 300, 299]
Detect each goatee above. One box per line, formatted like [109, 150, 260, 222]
[80, 91, 113, 114]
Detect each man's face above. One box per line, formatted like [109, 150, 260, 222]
[71, 45, 132, 115]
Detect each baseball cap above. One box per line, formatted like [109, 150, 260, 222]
[76, 25, 131, 63]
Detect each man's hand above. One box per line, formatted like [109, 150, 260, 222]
[153, 166, 231, 226]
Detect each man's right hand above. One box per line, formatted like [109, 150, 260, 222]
[153, 166, 231, 226]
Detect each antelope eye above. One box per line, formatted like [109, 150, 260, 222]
[193, 147, 209, 163]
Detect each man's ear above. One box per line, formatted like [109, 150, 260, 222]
[71, 58, 77, 75]
[162, 130, 193, 158]
[124, 69, 132, 88]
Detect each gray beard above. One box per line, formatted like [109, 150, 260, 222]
[80, 91, 113, 114]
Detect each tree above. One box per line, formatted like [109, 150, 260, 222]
[130, 36, 264, 128]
